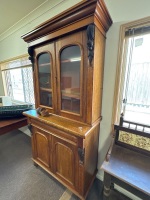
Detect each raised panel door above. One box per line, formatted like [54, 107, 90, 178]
[52, 136, 79, 189]
[32, 127, 52, 169]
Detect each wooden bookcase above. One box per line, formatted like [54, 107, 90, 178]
[22, 1, 112, 199]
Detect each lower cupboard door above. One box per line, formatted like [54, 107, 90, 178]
[33, 128, 51, 169]
[52, 136, 79, 189]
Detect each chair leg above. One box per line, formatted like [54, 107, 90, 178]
[103, 172, 111, 200]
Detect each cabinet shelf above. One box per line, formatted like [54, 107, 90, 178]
[38, 58, 81, 66]
[62, 88, 80, 99]
[62, 92, 80, 99]
[39, 63, 51, 67]
[40, 87, 52, 92]
[61, 58, 81, 63]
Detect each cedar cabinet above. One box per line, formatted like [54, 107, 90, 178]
[22, 0, 112, 199]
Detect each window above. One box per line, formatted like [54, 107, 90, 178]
[112, 17, 150, 126]
[122, 34, 150, 125]
[0, 55, 35, 105]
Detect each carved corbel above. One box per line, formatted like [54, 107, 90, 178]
[28, 47, 34, 71]
[28, 123, 33, 136]
[78, 148, 85, 164]
[87, 24, 95, 65]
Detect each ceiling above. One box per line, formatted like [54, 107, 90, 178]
[1, 0, 150, 37]
[0, 0, 47, 36]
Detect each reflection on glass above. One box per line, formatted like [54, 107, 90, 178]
[38, 53, 51, 88]
[38, 53, 52, 107]
[60, 45, 81, 114]
[40, 91, 52, 107]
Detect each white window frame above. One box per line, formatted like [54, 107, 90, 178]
[112, 16, 150, 126]
[0, 54, 35, 105]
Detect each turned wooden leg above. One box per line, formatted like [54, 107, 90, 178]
[103, 172, 111, 200]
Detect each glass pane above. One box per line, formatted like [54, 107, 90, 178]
[2, 67, 35, 105]
[9, 68, 24, 102]
[37, 53, 52, 107]
[40, 91, 52, 107]
[22, 67, 35, 104]
[60, 45, 81, 114]
[38, 53, 51, 88]
[123, 34, 150, 125]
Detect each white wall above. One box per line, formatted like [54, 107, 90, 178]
[97, 22, 121, 175]
[104, 0, 150, 23]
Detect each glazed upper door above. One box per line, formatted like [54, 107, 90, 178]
[56, 31, 87, 122]
[34, 43, 57, 112]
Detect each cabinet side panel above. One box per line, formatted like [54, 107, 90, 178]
[83, 124, 100, 195]
[92, 27, 105, 123]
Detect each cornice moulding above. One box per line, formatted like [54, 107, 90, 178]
[21, 0, 112, 45]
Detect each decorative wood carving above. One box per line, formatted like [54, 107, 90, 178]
[78, 147, 85, 164]
[28, 123, 33, 135]
[28, 47, 34, 70]
[87, 24, 95, 65]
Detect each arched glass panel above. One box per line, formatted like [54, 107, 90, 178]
[37, 53, 52, 107]
[60, 45, 81, 114]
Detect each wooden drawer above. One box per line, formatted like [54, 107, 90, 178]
[30, 118, 78, 145]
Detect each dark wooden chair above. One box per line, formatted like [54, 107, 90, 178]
[101, 116, 150, 200]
